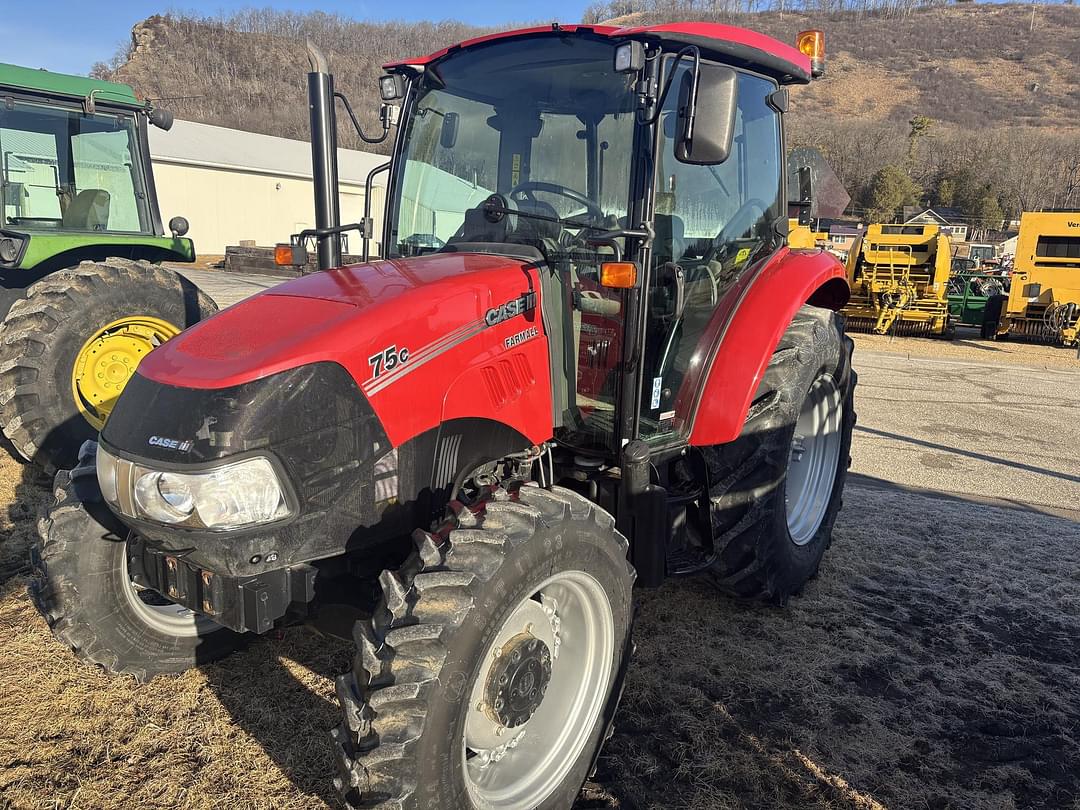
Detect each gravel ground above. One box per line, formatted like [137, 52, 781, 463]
[850, 330, 1079, 370]
[849, 349, 1080, 520]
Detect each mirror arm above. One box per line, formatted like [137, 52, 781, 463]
[637, 45, 700, 126]
[335, 91, 393, 145]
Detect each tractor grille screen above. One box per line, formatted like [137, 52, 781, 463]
[1036, 236, 1080, 260]
[880, 225, 929, 235]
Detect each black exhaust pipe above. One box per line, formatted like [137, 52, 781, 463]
[306, 41, 342, 271]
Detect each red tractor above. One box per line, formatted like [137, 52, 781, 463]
[34, 23, 854, 809]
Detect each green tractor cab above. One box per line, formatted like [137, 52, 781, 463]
[0, 62, 215, 469]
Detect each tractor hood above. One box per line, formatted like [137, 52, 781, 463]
[141, 252, 538, 389]
[135, 251, 549, 447]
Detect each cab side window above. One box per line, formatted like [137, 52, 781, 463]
[639, 67, 783, 439]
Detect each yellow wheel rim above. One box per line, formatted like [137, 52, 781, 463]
[71, 315, 182, 430]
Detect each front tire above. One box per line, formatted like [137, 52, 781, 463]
[0, 259, 216, 470]
[701, 305, 856, 603]
[332, 484, 635, 809]
[31, 450, 244, 681]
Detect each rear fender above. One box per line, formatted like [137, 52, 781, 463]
[687, 248, 848, 446]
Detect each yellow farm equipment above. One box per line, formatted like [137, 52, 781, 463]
[989, 211, 1080, 347]
[788, 218, 828, 250]
[842, 223, 952, 336]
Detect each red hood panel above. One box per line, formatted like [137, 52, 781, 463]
[140, 253, 535, 390]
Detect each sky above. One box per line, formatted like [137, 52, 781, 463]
[0, 0, 590, 76]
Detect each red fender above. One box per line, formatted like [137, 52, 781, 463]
[686, 247, 849, 447]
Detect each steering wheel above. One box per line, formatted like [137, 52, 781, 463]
[509, 181, 604, 223]
[702, 197, 769, 265]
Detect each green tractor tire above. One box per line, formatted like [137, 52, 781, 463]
[0, 259, 216, 471]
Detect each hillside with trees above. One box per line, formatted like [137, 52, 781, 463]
[95, 3, 1080, 228]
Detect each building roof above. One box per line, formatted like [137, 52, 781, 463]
[385, 22, 811, 84]
[0, 62, 141, 108]
[148, 119, 388, 187]
[903, 207, 967, 226]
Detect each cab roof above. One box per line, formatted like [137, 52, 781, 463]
[0, 61, 143, 108]
[383, 22, 812, 85]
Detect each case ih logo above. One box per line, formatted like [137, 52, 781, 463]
[485, 292, 536, 327]
[148, 435, 194, 452]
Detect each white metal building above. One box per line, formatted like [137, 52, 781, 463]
[148, 119, 387, 256]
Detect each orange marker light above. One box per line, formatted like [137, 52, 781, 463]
[275, 244, 299, 266]
[599, 262, 638, 288]
[796, 30, 825, 78]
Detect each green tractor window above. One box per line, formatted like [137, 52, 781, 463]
[0, 100, 150, 234]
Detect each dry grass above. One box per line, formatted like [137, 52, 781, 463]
[1, 454, 1079, 809]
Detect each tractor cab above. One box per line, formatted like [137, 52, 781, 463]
[299, 26, 820, 463]
[0, 62, 186, 264]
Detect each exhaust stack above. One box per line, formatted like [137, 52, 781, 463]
[306, 41, 342, 270]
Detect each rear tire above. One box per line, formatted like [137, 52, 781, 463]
[31, 448, 243, 681]
[332, 484, 635, 809]
[701, 305, 856, 603]
[0, 259, 215, 470]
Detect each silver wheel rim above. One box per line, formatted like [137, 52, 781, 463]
[120, 552, 222, 637]
[462, 570, 615, 809]
[785, 374, 843, 546]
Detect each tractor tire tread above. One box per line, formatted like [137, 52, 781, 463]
[332, 484, 632, 809]
[0, 261, 215, 469]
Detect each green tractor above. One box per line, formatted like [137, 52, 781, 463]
[0, 62, 216, 470]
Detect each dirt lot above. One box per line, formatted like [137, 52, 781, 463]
[1, 337, 1078, 810]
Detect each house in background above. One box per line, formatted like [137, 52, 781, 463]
[827, 224, 863, 255]
[902, 207, 969, 242]
[992, 231, 1019, 256]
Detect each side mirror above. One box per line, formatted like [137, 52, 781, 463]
[675, 64, 737, 165]
[440, 112, 459, 149]
[168, 216, 189, 237]
[149, 107, 174, 131]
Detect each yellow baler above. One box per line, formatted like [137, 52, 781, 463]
[992, 211, 1080, 347]
[842, 223, 953, 336]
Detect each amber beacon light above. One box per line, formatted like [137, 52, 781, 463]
[796, 30, 825, 77]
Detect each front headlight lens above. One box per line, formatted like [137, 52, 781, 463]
[134, 472, 196, 523]
[97, 444, 291, 531]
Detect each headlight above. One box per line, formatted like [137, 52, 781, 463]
[97, 444, 292, 531]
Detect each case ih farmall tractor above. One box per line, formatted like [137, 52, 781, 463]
[34, 24, 855, 809]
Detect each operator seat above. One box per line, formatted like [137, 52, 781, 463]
[62, 189, 111, 231]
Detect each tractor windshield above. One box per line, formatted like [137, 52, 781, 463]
[0, 99, 152, 233]
[389, 36, 637, 262]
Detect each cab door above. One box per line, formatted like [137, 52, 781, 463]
[637, 64, 785, 442]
